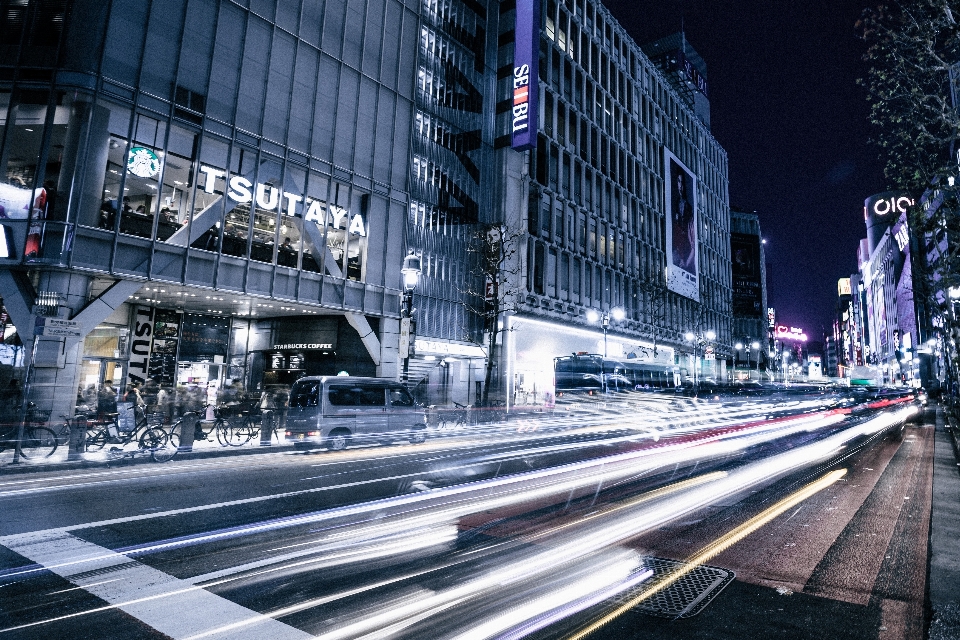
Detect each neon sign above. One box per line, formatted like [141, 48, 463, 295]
[775, 325, 808, 342]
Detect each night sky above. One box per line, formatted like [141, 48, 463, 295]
[603, 0, 885, 341]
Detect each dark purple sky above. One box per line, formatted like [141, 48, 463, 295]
[603, 0, 884, 339]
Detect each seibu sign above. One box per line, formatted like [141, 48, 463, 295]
[198, 166, 366, 236]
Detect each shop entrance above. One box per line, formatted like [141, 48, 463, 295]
[177, 362, 224, 408]
[77, 358, 126, 410]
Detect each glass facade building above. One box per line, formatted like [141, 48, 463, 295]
[497, 0, 732, 400]
[0, 0, 732, 420]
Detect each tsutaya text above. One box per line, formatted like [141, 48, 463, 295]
[198, 165, 367, 236]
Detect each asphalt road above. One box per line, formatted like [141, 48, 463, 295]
[0, 396, 932, 640]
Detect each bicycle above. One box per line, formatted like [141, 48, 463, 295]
[436, 402, 468, 431]
[212, 404, 260, 446]
[0, 421, 58, 459]
[85, 405, 178, 462]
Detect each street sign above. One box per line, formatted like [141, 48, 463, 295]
[34, 317, 82, 338]
[399, 317, 411, 358]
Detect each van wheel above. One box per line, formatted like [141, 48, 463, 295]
[326, 429, 350, 451]
[409, 428, 426, 445]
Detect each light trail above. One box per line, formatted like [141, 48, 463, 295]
[564, 468, 849, 640]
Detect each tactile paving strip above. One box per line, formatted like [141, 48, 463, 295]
[612, 556, 735, 619]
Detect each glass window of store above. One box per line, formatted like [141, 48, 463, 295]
[277, 164, 305, 269]
[249, 157, 282, 263]
[100, 112, 167, 238]
[0, 88, 65, 237]
[79, 324, 128, 413]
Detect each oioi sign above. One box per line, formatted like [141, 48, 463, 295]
[197, 166, 367, 236]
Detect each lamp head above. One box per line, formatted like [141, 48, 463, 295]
[684, 331, 695, 342]
[751, 341, 760, 349]
[705, 330, 716, 341]
[611, 307, 625, 322]
[735, 342, 743, 350]
[401, 250, 422, 291]
[586, 309, 600, 324]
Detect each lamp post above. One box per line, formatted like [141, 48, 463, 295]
[734, 342, 744, 375]
[400, 250, 421, 384]
[751, 340, 760, 378]
[685, 329, 715, 394]
[587, 307, 625, 392]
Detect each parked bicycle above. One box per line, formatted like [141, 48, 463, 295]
[211, 403, 261, 446]
[0, 420, 58, 459]
[85, 405, 177, 463]
[435, 402, 469, 431]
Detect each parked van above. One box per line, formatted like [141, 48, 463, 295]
[284, 376, 426, 451]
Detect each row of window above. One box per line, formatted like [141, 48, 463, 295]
[526, 236, 729, 343]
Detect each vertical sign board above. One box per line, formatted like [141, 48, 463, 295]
[511, 0, 540, 150]
[128, 306, 155, 386]
[731, 233, 762, 317]
[664, 149, 699, 301]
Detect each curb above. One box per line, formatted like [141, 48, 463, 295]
[0, 441, 299, 476]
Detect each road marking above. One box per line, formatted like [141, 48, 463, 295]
[0, 531, 312, 639]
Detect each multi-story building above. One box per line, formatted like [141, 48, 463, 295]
[729, 208, 767, 375]
[0, 0, 731, 420]
[859, 191, 921, 385]
[492, 10, 732, 400]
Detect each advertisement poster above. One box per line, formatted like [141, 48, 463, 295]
[731, 233, 762, 317]
[148, 309, 181, 387]
[664, 149, 699, 301]
[178, 314, 230, 362]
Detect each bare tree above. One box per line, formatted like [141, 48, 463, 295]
[858, 0, 960, 191]
[457, 223, 526, 407]
[634, 279, 671, 359]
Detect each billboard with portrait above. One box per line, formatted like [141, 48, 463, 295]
[731, 233, 762, 317]
[664, 150, 699, 301]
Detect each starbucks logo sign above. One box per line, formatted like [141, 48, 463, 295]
[127, 147, 161, 178]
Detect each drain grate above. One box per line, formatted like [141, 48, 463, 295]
[612, 556, 735, 619]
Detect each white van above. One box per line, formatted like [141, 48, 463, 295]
[284, 376, 426, 450]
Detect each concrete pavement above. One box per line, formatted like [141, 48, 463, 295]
[930, 405, 960, 640]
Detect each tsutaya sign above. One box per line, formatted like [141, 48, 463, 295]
[197, 166, 366, 236]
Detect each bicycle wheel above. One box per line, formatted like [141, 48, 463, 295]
[215, 418, 233, 446]
[85, 428, 108, 451]
[19, 427, 58, 459]
[220, 417, 252, 446]
[143, 428, 177, 463]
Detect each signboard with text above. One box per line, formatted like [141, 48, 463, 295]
[511, 0, 540, 150]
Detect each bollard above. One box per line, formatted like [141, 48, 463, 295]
[178, 412, 197, 452]
[259, 410, 274, 446]
[67, 416, 85, 462]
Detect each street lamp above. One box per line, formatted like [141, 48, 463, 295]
[685, 330, 715, 394]
[400, 250, 421, 383]
[587, 307, 624, 392]
[751, 341, 760, 377]
[586, 307, 625, 358]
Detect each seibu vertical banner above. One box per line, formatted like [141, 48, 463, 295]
[511, 0, 540, 150]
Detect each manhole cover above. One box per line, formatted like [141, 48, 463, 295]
[612, 556, 735, 619]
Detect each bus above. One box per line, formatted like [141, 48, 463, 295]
[554, 353, 682, 394]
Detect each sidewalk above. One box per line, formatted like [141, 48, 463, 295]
[0, 424, 297, 475]
[929, 405, 960, 640]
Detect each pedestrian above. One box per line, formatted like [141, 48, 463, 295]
[142, 378, 159, 413]
[98, 381, 117, 416]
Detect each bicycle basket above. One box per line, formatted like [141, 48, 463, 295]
[27, 408, 51, 425]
